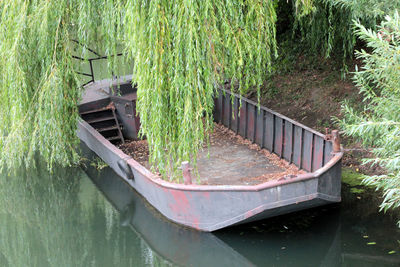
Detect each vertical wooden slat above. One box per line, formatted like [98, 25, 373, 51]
[293, 126, 303, 168]
[255, 109, 264, 147]
[213, 96, 217, 119]
[217, 91, 223, 123]
[247, 103, 256, 142]
[302, 131, 313, 172]
[239, 101, 247, 137]
[227, 94, 232, 129]
[312, 136, 324, 171]
[223, 92, 230, 127]
[231, 97, 239, 133]
[253, 106, 257, 142]
[213, 92, 219, 122]
[274, 117, 283, 157]
[324, 140, 333, 164]
[264, 112, 274, 152]
[283, 121, 293, 162]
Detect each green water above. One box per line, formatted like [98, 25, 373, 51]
[0, 162, 169, 267]
[0, 159, 399, 267]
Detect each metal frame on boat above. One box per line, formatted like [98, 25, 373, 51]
[78, 79, 342, 231]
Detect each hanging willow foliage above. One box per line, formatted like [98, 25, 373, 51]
[0, 0, 124, 172]
[1, 0, 320, 179]
[293, 0, 400, 62]
[0, 0, 82, 171]
[123, 0, 278, 178]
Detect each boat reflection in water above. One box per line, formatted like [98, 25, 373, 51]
[83, 143, 343, 267]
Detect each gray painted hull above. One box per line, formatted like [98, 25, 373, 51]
[78, 119, 341, 232]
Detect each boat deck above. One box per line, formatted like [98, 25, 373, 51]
[119, 124, 304, 185]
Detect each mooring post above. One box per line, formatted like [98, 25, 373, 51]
[181, 161, 192, 185]
[331, 130, 341, 153]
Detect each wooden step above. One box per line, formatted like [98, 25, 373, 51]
[80, 103, 125, 144]
[86, 116, 115, 124]
[79, 107, 112, 115]
[107, 136, 122, 141]
[96, 125, 120, 132]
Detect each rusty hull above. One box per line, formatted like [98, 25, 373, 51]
[78, 81, 342, 232]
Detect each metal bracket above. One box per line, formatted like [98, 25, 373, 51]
[117, 159, 134, 180]
[324, 128, 341, 153]
[179, 161, 193, 185]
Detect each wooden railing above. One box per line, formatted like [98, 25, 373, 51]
[214, 89, 334, 173]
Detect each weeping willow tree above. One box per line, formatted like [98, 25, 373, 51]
[0, 0, 319, 179]
[293, 0, 400, 66]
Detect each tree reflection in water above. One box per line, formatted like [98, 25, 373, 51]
[0, 160, 170, 267]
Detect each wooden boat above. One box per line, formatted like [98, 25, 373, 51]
[78, 76, 343, 232]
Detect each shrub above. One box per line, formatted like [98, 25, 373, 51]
[340, 11, 400, 224]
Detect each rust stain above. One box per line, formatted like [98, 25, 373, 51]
[192, 217, 200, 229]
[202, 191, 210, 198]
[245, 210, 255, 219]
[168, 190, 190, 215]
[167, 190, 203, 229]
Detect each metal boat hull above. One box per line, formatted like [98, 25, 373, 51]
[78, 120, 341, 232]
